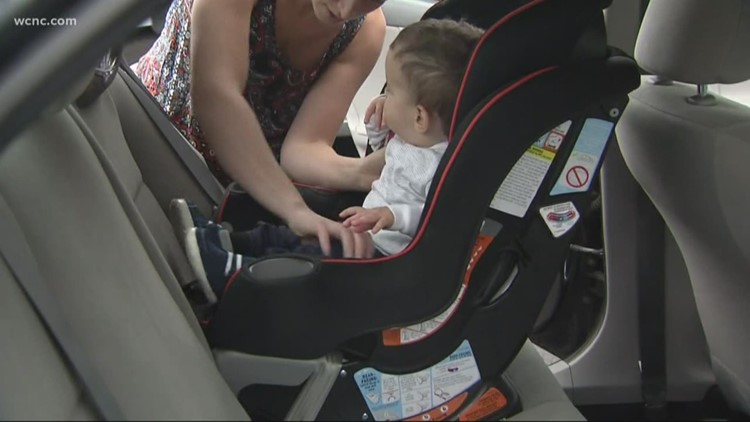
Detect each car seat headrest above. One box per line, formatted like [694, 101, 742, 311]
[443, 0, 612, 136]
[75, 47, 122, 107]
[635, 0, 750, 85]
[423, 0, 533, 29]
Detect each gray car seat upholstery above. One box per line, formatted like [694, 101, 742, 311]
[0, 104, 249, 419]
[107, 70, 221, 217]
[73, 86, 202, 301]
[617, 0, 750, 414]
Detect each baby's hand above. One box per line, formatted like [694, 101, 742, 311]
[364, 94, 387, 129]
[339, 206, 394, 234]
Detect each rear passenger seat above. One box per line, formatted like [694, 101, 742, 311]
[0, 76, 249, 419]
[0, 61, 584, 420]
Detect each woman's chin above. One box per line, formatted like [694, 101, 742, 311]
[314, 8, 344, 25]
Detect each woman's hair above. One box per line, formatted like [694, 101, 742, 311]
[390, 19, 484, 133]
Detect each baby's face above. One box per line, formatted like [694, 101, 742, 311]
[383, 51, 443, 148]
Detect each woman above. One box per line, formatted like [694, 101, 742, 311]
[135, 0, 387, 258]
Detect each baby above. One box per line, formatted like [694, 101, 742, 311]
[340, 18, 484, 255]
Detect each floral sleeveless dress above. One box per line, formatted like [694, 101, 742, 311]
[135, 0, 364, 185]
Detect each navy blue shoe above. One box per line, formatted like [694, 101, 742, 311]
[185, 225, 253, 300]
[186, 200, 213, 228]
[170, 198, 234, 251]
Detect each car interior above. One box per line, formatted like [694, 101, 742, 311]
[617, 0, 750, 416]
[0, 0, 748, 420]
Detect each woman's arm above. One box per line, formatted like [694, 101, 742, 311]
[190, 0, 373, 257]
[280, 9, 387, 192]
[191, 0, 312, 221]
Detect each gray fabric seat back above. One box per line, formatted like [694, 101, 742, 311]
[0, 102, 249, 419]
[106, 70, 221, 216]
[71, 51, 226, 311]
[73, 75, 204, 297]
[617, 0, 750, 413]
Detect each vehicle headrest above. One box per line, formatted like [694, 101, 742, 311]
[75, 48, 122, 107]
[635, 0, 750, 84]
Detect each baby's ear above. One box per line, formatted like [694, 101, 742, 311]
[414, 105, 432, 134]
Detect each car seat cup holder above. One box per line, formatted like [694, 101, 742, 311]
[246, 256, 317, 281]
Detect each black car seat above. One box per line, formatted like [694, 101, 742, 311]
[0, 13, 587, 422]
[51, 28, 581, 422]
[73, 61, 584, 420]
[195, 0, 640, 419]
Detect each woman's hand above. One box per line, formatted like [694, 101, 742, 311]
[287, 207, 376, 258]
[339, 206, 394, 234]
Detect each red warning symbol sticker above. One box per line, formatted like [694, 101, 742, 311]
[566, 165, 589, 188]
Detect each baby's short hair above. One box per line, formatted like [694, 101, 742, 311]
[390, 19, 484, 134]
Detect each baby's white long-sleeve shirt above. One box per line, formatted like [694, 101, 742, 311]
[363, 135, 448, 255]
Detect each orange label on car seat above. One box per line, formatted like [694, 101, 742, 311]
[458, 388, 508, 421]
[382, 235, 494, 346]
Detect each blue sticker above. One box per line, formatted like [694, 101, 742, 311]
[354, 369, 403, 420]
[550, 118, 614, 196]
[354, 340, 481, 420]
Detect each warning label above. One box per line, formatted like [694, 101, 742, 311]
[355, 341, 481, 421]
[566, 166, 589, 188]
[539, 202, 580, 238]
[550, 118, 613, 196]
[458, 388, 508, 421]
[491, 121, 572, 217]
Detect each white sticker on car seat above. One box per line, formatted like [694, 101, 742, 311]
[539, 202, 580, 238]
[354, 340, 481, 421]
[550, 118, 613, 196]
[490, 121, 572, 218]
[397, 282, 466, 345]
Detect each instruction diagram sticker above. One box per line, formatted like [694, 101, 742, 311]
[539, 202, 580, 238]
[354, 340, 481, 421]
[550, 118, 614, 196]
[491, 121, 572, 217]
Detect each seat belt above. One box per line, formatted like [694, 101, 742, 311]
[117, 62, 224, 205]
[635, 187, 667, 420]
[0, 197, 125, 420]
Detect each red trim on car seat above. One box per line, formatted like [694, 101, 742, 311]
[222, 268, 244, 296]
[216, 192, 230, 224]
[323, 65, 558, 264]
[449, 0, 547, 140]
